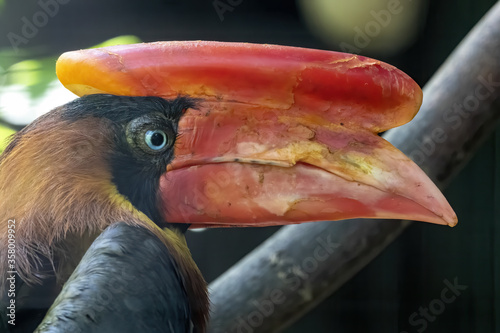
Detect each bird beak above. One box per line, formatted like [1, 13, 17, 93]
[56, 41, 457, 227]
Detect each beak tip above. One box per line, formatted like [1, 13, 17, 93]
[447, 215, 458, 227]
[430, 210, 457, 227]
[428, 202, 458, 227]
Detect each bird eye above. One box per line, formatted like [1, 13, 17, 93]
[145, 130, 168, 150]
[126, 114, 176, 156]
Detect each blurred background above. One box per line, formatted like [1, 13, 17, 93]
[0, 0, 498, 332]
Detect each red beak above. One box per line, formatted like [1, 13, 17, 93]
[56, 41, 457, 227]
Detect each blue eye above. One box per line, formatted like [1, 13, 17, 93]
[145, 130, 168, 150]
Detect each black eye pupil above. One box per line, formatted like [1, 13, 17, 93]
[150, 132, 165, 146]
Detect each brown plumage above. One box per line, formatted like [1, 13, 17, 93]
[0, 95, 209, 332]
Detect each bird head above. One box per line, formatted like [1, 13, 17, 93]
[1, 94, 195, 250]
[56, 41, 457, 228]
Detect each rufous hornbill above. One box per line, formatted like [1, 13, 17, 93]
[0, 41, 457, 332]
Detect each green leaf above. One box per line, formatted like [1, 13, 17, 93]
[91, 35, 142, 49]
[0, 124, 16, 154]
